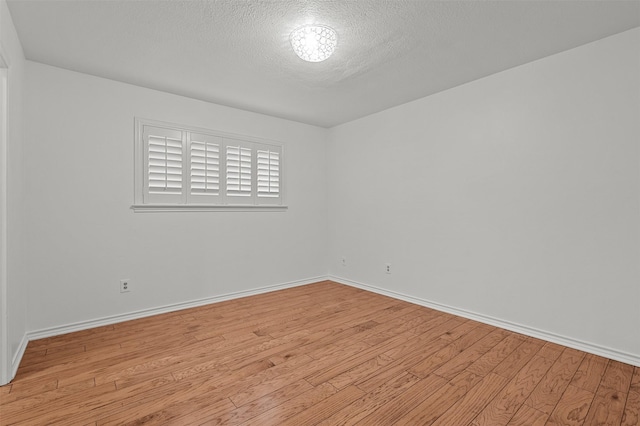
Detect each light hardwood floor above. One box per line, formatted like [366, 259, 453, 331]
[1, 281, 638, 425]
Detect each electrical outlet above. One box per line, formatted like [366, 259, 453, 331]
[385, 264, 391, 274]
[341, 257, 347, 266]
[120, 279, 131, 293]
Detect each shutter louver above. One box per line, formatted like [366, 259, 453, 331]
[257, 150, 280, 197]
[190, 138, 220, 195]
[148, 134, 183, 194]
[226, 145, 252, 197]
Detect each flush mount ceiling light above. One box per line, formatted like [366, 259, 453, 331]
[290, 24, 337, 62]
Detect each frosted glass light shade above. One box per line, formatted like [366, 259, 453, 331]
[290, 25, 337, 62]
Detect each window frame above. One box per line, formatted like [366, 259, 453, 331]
[133, 118, 286, 212]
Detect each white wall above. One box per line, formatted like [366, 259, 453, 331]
[328, 28, 640, 361]
[24, 62, 328, 332]
[0, 0, 26, 379]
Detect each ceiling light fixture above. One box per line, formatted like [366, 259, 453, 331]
[290, 24, 337, 63]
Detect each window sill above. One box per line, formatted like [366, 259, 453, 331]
[131, 204, 288, 213]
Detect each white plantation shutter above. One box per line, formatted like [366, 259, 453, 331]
[226, 142, 253, 202]
[143, 125, 185, 204]
[189, 133, 222, 203]
[257, 147, 281, 204]
[135, 118, 284, 208]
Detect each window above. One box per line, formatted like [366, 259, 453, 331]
[133, 118, 285, 211]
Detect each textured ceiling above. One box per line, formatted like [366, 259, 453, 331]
[7, 0, 640, 127]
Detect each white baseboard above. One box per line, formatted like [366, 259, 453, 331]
[330, 275, 640, 367]
[10, 333, 28, 382]
[26, 275, 328, 343]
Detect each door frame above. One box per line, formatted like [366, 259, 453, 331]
[0, 52, 10, 386]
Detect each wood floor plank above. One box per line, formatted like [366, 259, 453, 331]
[493, 338, 546, 379]
[305, 322, 445, 386]
[18, 374, 174, 425]
[351, 317, 471, 394]
[257, 304, 371, 340]
[17, 348, 46, 366]
[1, 377, 94, 410]
[433, 328, 509, 380]
[91, 353, 276, 423]
[228, 355, 316, 407]
[430, 372, 509, 426]
[25, 324, 115, 351]
[0, 383, 10, 395]
[317, 372, 420, 426]
[471, 355, 554, 426]
[600, 360, 634, 393]
[1, 381, 118, 425]
[225, 341, 371, 409]
[277, 385, 365, 426]
[583, 389, 628, 425]
[50, 374, 182, 425]
[545, 384, 594, 426]
[328, 354, 394, 390]
[2, 281, 637, 426]
[165, 334, 278, 382]
[205, 379, 314, 425]
[507, 404, 549, 426]
[466, 334, 526, 378]
[570, 353, 609, 393]
[524, 347, 584, 415]
[238, 382, 337, 425]
[622, 383, 640, 426]
[380, 316, 466, 360]
[224, 330, 318, 371]
[94, 381, 233, 426]
[1, 376, 58, 402]
[632, 367, 640, 388]
[44, 343, 87, 358]
[394, 371, 483, 426]
[361, 309, 445, 347]
[143, 396, 235, 425]
[17, 333, 204, 385]
[583, 360, 634, 426]
[408, 324, 493, 378]
[353, 374, 449, 425]
[537, 342, 565, 361]
[353, 336, 452, 393]
[304, 339, 371, 363]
